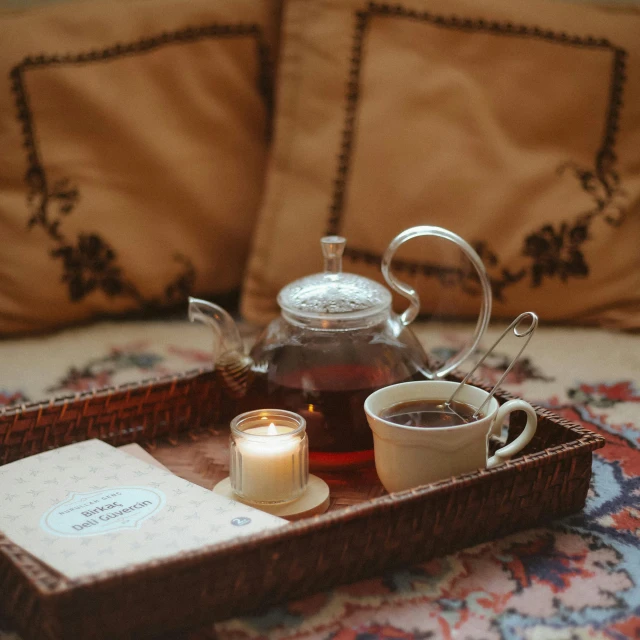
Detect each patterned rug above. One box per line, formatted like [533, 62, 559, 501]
[0, 319, 638, 639]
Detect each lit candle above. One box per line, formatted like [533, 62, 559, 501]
[230, 410, 308, 504]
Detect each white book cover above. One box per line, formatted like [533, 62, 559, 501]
[0, 440, 285, 580]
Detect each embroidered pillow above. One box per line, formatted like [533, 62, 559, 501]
[241, 0, 640, 329]
[0, 0, 279, 334]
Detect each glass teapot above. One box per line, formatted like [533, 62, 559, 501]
[189, 226, 492, 467]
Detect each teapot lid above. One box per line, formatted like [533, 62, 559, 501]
[277, 236, 392, 327]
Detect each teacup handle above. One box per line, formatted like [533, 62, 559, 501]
[382, 225, 493, 379]
[487, 399, 538, 468]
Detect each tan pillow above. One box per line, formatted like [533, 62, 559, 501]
[0, 0, 279, 335]
[242, 0, 640, 329]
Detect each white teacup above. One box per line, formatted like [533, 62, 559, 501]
[364, 380, 537, 493]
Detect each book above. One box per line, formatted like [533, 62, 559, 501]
[0, 440, 285, 580]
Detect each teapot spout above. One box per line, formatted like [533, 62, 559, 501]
[188, 296, 244, 355]
[188, 297, 253, 398]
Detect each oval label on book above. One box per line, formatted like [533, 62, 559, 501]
[40, 486, 166, 537]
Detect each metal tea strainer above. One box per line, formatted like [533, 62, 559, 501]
[445, 311, 539, 422]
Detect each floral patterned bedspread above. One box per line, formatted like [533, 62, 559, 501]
[0, 319, 638, 640]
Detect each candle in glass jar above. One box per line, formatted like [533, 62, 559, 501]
[230, 411, 308, 504]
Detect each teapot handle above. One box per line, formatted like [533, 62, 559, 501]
[382, 226, 493, 378]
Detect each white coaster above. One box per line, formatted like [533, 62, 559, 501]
[213, 474, 330, 521]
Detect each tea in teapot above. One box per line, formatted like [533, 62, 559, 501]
[239, 322, 425, 466]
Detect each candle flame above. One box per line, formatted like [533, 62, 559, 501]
[267, 422, 278, 435]
[307, 404, 315, 413]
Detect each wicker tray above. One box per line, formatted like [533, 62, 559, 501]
[0, 369, 604, 640]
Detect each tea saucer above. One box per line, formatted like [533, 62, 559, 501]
[213, 474, 330, 521]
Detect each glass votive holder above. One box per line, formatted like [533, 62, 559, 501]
[230, 409, 309, 504]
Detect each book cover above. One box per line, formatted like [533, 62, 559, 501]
[0, 440, 285, 580]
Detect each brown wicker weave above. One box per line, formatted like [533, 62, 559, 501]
[0, 370, 604, 640]
[0, 369, 225, 466]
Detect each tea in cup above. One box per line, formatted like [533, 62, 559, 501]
[364, 380, 537, 493]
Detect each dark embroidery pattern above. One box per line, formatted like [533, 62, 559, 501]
[11, 23, 272, 309]
[331, 2, 628, 301]
[51, 234, 135, 302]
[523, 222, 590, 287]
